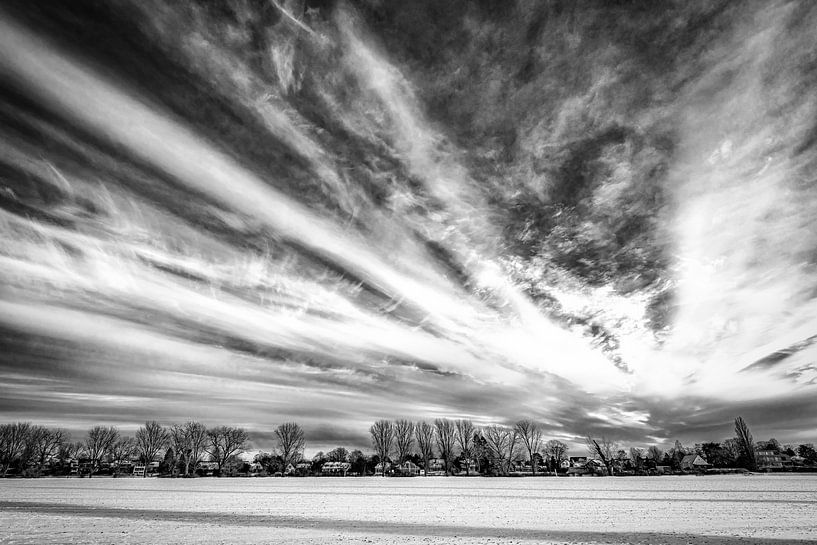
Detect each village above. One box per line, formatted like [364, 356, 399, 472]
[2, 417, 816, 479]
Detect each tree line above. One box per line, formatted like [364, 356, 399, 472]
[0, 421, 253, 477]
[2, 416, 815, 478]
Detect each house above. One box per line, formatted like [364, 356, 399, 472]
[322, 461, 352, 476]
[458, 458, 477, 474]
[756, 450, 783, 470]
[425, 458, 446, 475]
[567, 459, 606, 476]
[680, 454, 710, 471]
[296, 462, 312, 475]
[559, 459, 571, 470]
[568, 456, 588, 468]
[779, 454, 794, 468]
[196, 461, 219, 476]
[374, 461, 391, 475]
[513, 459, 532, 473]
[395, 461, 420, 476]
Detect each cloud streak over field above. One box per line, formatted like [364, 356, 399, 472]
[1, 0, 816, 450]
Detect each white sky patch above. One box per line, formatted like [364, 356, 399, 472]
[663, 2, 817, 402]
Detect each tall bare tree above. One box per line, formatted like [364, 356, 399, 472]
[168, 424, 190, 477]
[275, 422, 305, 471]
[455, 419, 475, 475]
[586, 435, 617, 476]
[734, 416, 757, 471]
[135, 421, 168, 477]
[393, 420, 414, 466]
[483, 425, 512, 475]
[507, 428, 521, 471]
[183, 421, 208, 476]
[545, 439, 569, 473]
[84, 426, 119, 478]
[110, 436, 137, 477]
[414, 421, 435, 476]
[629, 447, 645, 473]
[327, 446, 348, 463]
[0, 422, 31, 476]
[472, 432, 486, 473]
[647, 445, 663, 464]
[29, 427, 66, 477]
[434, 419, 457, 475]
[206, 426, 249, 475]
[369, 420, 394, 476]
[514, 420, 542, 475]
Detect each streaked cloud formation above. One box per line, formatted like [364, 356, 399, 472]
[1, 0, 816, 451]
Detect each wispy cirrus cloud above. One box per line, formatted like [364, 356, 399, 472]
[0, 1, 816, 452]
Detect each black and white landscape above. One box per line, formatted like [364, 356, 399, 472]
[1, 1, 816, 543]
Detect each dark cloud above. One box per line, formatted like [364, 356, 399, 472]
[0, 0, 816, 452]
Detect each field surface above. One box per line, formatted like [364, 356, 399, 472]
[1, 475, 816, 544]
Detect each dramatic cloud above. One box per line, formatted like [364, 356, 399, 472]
[0, 0, 815, 452]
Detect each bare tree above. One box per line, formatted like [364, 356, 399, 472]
[434, 419, 457, 475]
[514, 420, 542, 475]
[369, 420, 394, 476]
[734, 416, 757, 471]
[414, 421, 435, 476]
[28, 427, 65, 477]
[327, 446, 348, 462]
[586, 435, 617, 476]
[393, 420, 414, 466]
[629, 447, 645, 473]
[206, 426, 249, 475]
[0, 422, 31, 476]
[472, 432, 486, 473]
[56, 434, 77, 471]
[507, 428, 521, 471]
[647, 445, 663, 464]
[545, 439, 568, 473]
[110, 437, 137, 477]
[84, 426, 119, 478]
[135, 421, 168, 477]
[455, 419, 475, 475]
[168, 424, 189, 477]
[183, 421, 208, 476]
[275, 422, 305, 471]
[483, 425, 512, 475]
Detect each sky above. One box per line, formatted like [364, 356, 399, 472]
[1, 0, 816, 454]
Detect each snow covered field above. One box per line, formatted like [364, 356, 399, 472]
[1, 475, 815, 544]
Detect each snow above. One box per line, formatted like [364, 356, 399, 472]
[1, 475, 815, 544]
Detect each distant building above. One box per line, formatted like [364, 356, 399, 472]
[567, 459, 606, 476]
[568, 456, 588, 468]
[395, 461, 420, 476]
[322, 462, 351, 476]
[756, 450, 783, 470]
[426, 458, 446, 474]
[196, 461, 219, 476]
[680, 455, 710, 471]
